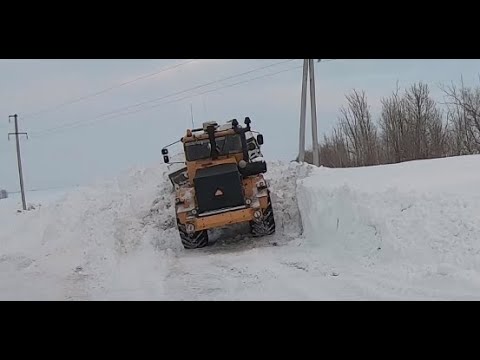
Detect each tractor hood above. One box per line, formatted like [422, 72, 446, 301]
[193, 163, 245, 214]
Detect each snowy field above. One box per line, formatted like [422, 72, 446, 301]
[1, 155, 480, 300]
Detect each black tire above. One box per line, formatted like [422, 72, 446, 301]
[250, 195, 276, 237]
[177, 219, 209, 249]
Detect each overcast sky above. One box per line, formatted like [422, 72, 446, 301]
[1, 59, 480, 192]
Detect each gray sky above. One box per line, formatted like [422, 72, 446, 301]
[1, 59, 479, 192]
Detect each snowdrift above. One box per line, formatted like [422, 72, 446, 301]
[297, 155, 480, 298]
[0, 161, 309, 300]
[1, 155, 480, 300]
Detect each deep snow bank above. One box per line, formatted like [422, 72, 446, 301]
[5, 154, 480, 300]
[297, 155, 480, 277]
[0, 160, 310, 300]
[0, 165, 175, 300]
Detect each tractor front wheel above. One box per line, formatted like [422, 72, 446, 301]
[177, 219, 209, 249]
[250, 196, 276, 237]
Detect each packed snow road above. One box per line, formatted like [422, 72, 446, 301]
[1, 156, 480, 300]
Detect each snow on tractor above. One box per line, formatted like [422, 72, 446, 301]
[162, 117, 275, 249]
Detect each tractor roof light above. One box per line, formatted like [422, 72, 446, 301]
[244, 117, 251, 131]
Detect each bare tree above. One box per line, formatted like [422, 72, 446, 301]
[379, 83, 407, 163]
[300, 81, 452, 168]
[379, 82, 447, 163]
[331, 127, 351, 167]
[403, 82, 444, 160]
[447, 105, 473, 155]
[317, 126, 351, 168]
[338, 90, 379, 166]
[441, 77, 480, 154]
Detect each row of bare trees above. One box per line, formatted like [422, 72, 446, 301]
[301, 79, 480, 168]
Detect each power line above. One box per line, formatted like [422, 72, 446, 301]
[32, 62, 304, 137]
[22, 59, 198, 120]
[38, 59, 345, 138]
[33, 63, 303, 137]
[82, 62, 305, 127]
[166, 63, 304, 105]
[30, 59, 298, 137]
[94, 59, 296, 118]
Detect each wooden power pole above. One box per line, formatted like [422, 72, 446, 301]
[8, 114, 28, 211]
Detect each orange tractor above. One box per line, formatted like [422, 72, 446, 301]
[162, 117, 275, 249]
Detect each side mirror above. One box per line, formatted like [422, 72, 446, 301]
[162, 148, 169, 155]
[257, 134, 264, 145]
[163, 155, 170, 164]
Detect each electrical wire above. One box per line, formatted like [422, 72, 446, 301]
[95, 59, 296, 118]
[30, 60, 298, 137]
[84, 62, 305, 130]
[22, 59, 198, 120]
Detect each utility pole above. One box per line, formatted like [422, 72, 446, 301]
[309, 59, 320, 166]
[298, 59, 320, 166]
[298, 60, 308, 163]
[8, 114, 28, 211]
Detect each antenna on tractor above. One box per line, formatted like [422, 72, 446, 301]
[190, 104, 195, 129]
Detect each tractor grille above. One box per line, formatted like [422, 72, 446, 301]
[194, 163, 245, 214]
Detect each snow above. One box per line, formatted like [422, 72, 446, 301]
[1, 188, 71, 210]
[2, 155, 480, 300]
[297, 155, 480, 299]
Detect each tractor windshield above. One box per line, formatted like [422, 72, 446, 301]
[185, 134, 243, 161]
